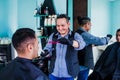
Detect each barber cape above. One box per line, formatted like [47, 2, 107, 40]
[88, 42, 120, 80]
[0, 57, 49, 80]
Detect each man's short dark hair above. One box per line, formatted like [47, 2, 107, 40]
[57, 14, 70, 23]
[77, 16, 91, 26]
[12, 28, 36, 52]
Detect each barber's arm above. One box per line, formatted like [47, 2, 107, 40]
[58, 33, 86, 50]
[44, 33, 54, 51]
[74, 33, 86, 50]
[83, 32, 112, 45]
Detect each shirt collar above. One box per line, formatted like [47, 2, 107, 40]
[79, 27, 87, 32]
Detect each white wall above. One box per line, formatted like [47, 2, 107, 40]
[88, 0, 111, 36]
[68, 0, 73, 30]
[17, 0, 36, 30]
[53, 0, 67, 14]
[7, 0, 18, 37]
[0, 0, 8, 37]
[111, 1, 120, 35]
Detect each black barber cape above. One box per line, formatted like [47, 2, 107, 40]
[88, 42, 120, 80]
[0, 57, 49, 80]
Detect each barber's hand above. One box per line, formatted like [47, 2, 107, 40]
[40, 50, 49, 57]
[107, 34, 112, 39]
[57, 37, 73, 46]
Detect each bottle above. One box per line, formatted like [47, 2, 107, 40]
[39, 3, 43, 15]
[34, 8, 38, 16]
[44, 17, 48, 26]
[47, 15, 52, 26]
[44, 7, 49, 15]
[41, 27, 43, 36]
[51, 15, 56, 26]
[36, 28, 41, 36]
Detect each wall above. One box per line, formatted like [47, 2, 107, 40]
[0, 0, 18, 38]
[89, 0, 120, 36]
[17, 0, 36, 30]
[36, 0, 67, 14]
[89, 0, 111, 36]
[7, 0, 18, 37]
[53, 0, 67, 14]
[111, 1, 120, 35]
[0, 0, 8, 37]
[68, 0, 73, 30]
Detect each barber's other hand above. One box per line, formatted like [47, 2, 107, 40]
[40, 50, 49, 57]
[57, 37, 73, 46]
[107, 34, 112, 39]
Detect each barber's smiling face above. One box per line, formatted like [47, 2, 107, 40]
[116, 31, 120, 42]
[56, 18, 70, 36]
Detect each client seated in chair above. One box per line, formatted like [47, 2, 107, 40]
[0, 28, 49, 80]
[88, 28, 120, 80]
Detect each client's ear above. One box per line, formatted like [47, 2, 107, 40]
[27, 43, 33, 52]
